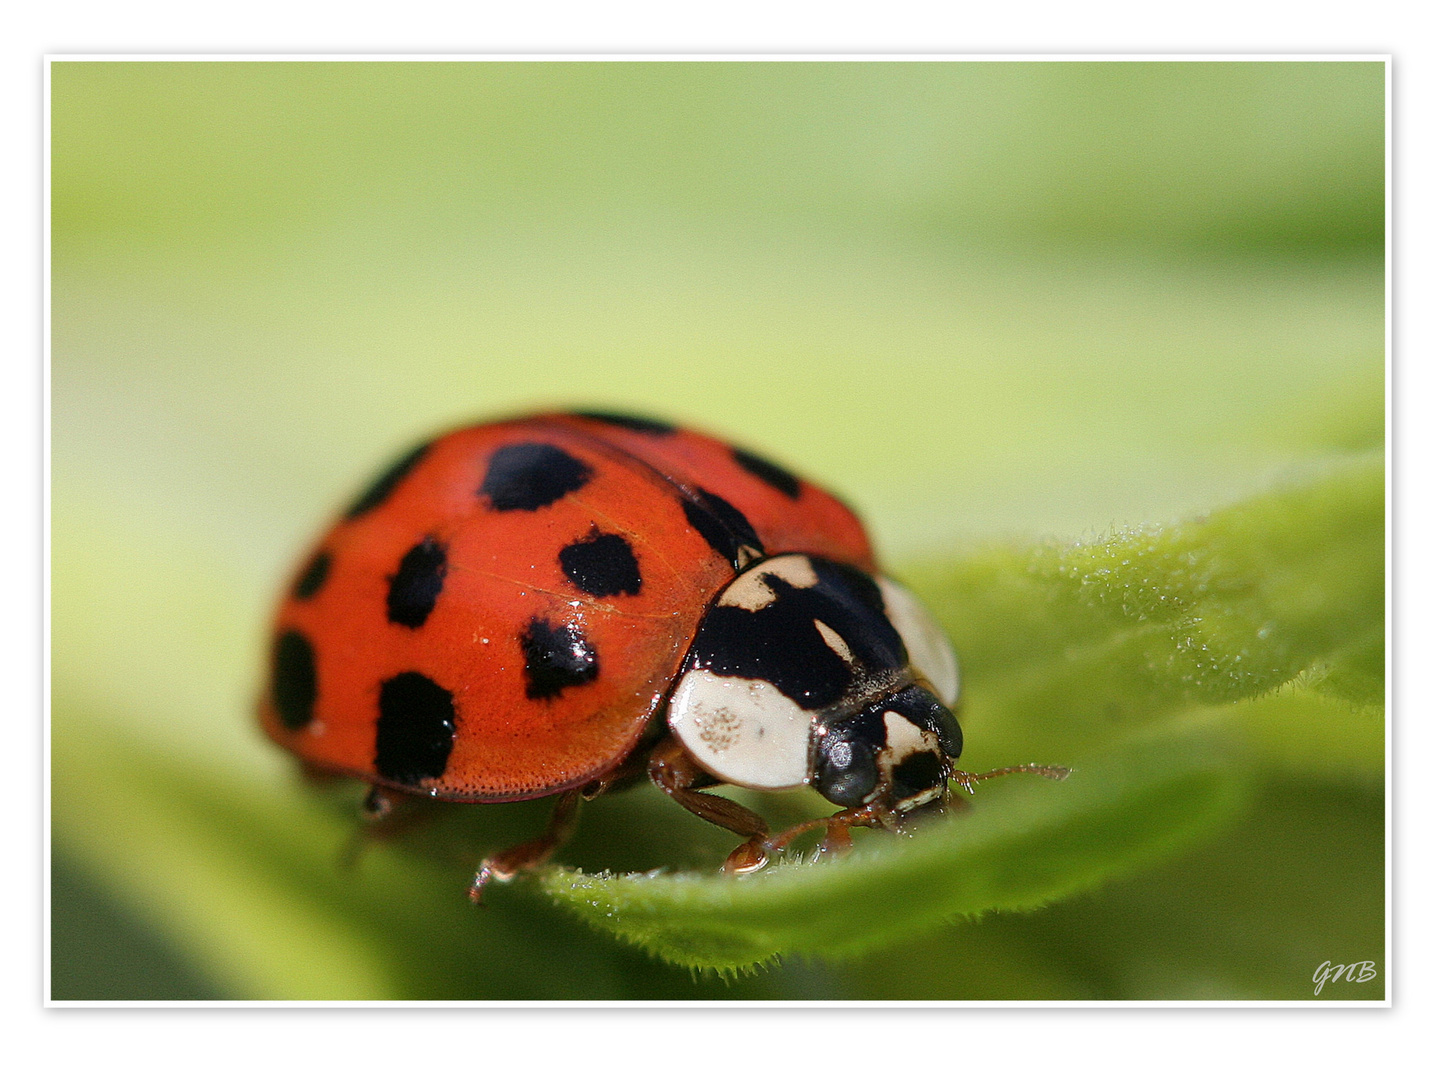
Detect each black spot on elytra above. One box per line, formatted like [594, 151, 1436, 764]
[482, 442, 593, 512]
[292, 551, 331, 600]
[386, 537, 448, 628]
[374, 672, 456, 786]
[732, 446, 801, 499]
[345, 441, 431, 519]
[521, 618, 599, 699]
[686, 557, 905, 710]
[271, 629, 317, 730]
[559, 529, 642, 598]
[681, 488, 764, 570]
[571, 410, 677, 435]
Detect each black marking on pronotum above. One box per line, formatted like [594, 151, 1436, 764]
[732, 446, 801, 499]
[272, 629, 318, 731]
[521, 618, 600, 699]
[292, 551, 331, 600]
[686, 557, 906, 710]
[482, 442, 593, 512]
[345, 441, 431, 519]
[571, 410, 677, 436]
[387, 536, 448, 628]
[826, 559, 888, 619]
[681, 487, 764, 570]
[559, 528, 642, 598]
[375, 672, 457, 786]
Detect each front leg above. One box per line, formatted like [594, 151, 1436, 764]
[765, 803, 892, 861]
[647, 737, 775, 873]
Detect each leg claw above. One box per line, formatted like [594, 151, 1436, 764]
[468, 860, 516, 905]
[723, 839, 771, 874]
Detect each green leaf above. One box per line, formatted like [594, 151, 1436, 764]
[903, 451, 1384, 765]
[536, 731, 1248, 973]
[51, 708, 713, 1000]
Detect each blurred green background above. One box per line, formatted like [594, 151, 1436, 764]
[50, 60, 1385, 1000]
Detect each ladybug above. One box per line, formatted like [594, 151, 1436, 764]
[261, 410, 1065, 900]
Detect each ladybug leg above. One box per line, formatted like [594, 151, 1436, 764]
[341, 785, 417, 868]
[362, 784, 400, 822]
[820, 816, 856, 855]
[468, 790, 582, 904]
[802, 819, 855, 860]
[646, 738, 774, 874]
[767, 805, 885, 862]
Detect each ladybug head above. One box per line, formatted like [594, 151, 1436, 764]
[667, 553, 965, 808]
[810, 683, 962, 811]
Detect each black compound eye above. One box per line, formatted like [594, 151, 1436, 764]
[814, 738, 879, 808]
[812, 709, 887, 808]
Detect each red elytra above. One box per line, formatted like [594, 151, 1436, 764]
[260, 411, 874, 804]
